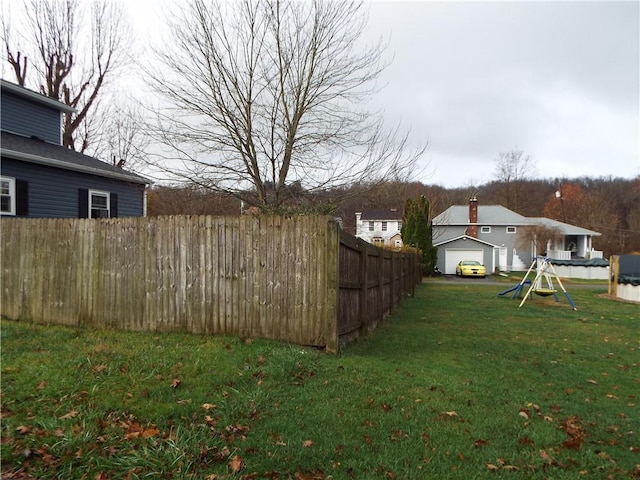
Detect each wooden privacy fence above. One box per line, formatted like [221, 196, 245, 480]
[1, 216, 421, 352]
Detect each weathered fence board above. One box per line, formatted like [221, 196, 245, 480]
[1, 215, 419, 352]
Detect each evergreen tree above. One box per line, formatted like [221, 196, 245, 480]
[402, 195, 437, 274]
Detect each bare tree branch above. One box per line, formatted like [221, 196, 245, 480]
[144, 0, 426, 210]
[3, 0, 131, 154]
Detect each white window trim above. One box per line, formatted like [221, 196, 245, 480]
[481, 226, 491, 233]
[89, 189, 110, 218]
[506, 226, 517, 234]
[0, 176, 16, 216]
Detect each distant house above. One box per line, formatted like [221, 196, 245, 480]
[433, 197, 602, 274]
[355, 208, 403, 248]
[1, 79, 149, 218]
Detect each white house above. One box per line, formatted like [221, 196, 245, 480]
[355, 209, 403, 248]
[433, 198, 603, 275]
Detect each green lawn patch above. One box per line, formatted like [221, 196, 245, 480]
[1, 283, 638, 479]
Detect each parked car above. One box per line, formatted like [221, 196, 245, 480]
[456, 260, 486, 278]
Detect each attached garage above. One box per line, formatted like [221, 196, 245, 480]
[434, 235, 498, 275]
[444, 249, 484, 275]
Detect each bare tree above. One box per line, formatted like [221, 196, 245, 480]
[493, 148, 536, 212]
[145, 0, 425, 211]
[3, 0, 131, 153]
[517, 223, 563, 257]
[86, 95, 151, 172]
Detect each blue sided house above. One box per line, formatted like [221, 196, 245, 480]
[1, 79, 149, 218]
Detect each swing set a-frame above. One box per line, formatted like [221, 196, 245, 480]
[497, 257, 577, 310]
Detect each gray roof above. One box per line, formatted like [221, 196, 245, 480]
[528, 217, 601, 236]
[433, 234, 499, 248]
[359, 209, 403, 221]
[433, 205, 529, 225]
[1, 79, 76, 113]
[433, 204, 600, 236]
[1, 132, 150, 185]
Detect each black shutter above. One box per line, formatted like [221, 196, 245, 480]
[16, 180, 29, 216]
[78, 189, 89, 218]
[110, 193, 118, 218]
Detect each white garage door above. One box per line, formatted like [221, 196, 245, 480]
[445, 249, 484, 275]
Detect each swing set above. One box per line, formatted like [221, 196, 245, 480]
[497, 257, 577, 310]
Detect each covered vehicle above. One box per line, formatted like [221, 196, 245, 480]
[456, 260, 486, 277]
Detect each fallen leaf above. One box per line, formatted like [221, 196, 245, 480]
[518, 410, 529, 420]
[16, 425, 32, 434]
[539, 449, 554, 464]
[302, 439, 314, 448]
[143, 427, 160, 438]
[486, 464, 499, 471]
[170, 378, 181, 388]
[201, 403, 217, 411]
[587, 379, 598, 385]
[229, 455, 244, 473]
[59, 410, 79, 420]
[518, 436, 534, 447]
[474, 439, 489, 448]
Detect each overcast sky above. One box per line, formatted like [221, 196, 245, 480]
[362, 1, 639, 187]
[5, 0, 638, 189]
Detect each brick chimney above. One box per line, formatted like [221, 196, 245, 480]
[466, 197, 478, 238]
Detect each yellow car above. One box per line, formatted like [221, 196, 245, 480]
[455, 260, 486, 278]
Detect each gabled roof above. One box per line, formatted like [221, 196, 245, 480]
[433, 234, 499, 248]
[1, 132, 150, 185]
[433, 205, 529, 226]
[529, 217, 601, 236]
[1, 79, 76, 113]
[433, 203, 601, 236]
[358, 209, 402, 221]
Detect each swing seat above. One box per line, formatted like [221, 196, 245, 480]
[534, 288, 556, 297]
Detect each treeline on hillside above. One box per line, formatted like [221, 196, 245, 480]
[147, 176, 640, 257]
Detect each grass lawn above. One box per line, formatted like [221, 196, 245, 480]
[1, 281, 638, 479]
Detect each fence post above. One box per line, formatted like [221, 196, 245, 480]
[378, 247, 384, 320]
[390, 251, 396, 310]
[324, 219, 340, 354]
[608, 255, 618, 298]
[358, 239, 368, 332]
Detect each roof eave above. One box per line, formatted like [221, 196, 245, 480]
[2, 148, 150, 185]
[1, 79, 76, 114]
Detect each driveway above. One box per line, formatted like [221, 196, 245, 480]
[423, 275, 608, 289]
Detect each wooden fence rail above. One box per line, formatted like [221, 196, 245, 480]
[1, 215, 420, 352]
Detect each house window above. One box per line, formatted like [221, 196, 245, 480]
[372, 237, 383, 246]
[368, 221, 374, 231]
[381, 221, 387, 231]
[0, 176, 16, 216]
[481, 226, 491, 234]
[397, 221, 402, 231]
[90, 190, 110, 218]
[506, 226, 517, 234]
